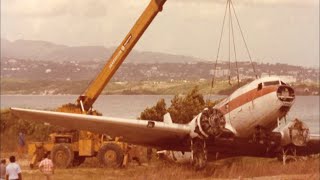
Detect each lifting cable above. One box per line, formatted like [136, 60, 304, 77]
[230, 0, 258, 79]
[210, 0, 257, 95]
[210, 0, 229, 90]
[228, 0, 232, 86]
[229, 1, 240, 87]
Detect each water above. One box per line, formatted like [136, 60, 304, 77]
[1, 95, 319, 133]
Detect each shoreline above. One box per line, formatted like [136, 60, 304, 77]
[0, 94, 319, 96]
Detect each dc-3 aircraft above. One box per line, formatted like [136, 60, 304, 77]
[11, 76, 320, 169]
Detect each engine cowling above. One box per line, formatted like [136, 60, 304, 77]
[280, 119, 309, 146]
[195, 107, 226, 138]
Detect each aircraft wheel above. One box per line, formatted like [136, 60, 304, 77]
[51, 144, 74, 168]
[193, 150, 207, 170]
[277, 146, 297, 165]
[97, 143, 124, 168]
[192, 138, 207, 170]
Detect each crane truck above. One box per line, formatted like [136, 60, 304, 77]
[28, 0, 167, 168]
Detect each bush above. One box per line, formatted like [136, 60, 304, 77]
[0, 109, 60, 151]
[140, 99, 167, 121]
[140, 86, 222, 124]
[168, 86, 206, 124]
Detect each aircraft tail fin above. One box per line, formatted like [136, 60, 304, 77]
[164, 113, 173, 124]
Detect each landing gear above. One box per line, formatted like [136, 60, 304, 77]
[278, 146, 297, 165]
[191, 138, 207, 170]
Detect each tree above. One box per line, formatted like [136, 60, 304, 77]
[168, 86, 206, 124]
[140, 98, 167, 121]
[139, 86, 223, 124]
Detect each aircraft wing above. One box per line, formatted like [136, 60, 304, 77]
[11, 108, 192, 150]
[309, 134, 320, 142]
[305, 134, 320, 153]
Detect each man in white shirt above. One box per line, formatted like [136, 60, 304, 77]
[5, 156, 22, 180]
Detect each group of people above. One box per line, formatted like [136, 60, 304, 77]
[0, 156, 22, 180]
[0, 153, 54, 180]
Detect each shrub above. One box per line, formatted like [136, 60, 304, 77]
[140, 86, 222, 124]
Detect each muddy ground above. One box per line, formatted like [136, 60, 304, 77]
[1, 152, 319, 180]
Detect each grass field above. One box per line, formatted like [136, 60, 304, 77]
[1, 151, 319, 180]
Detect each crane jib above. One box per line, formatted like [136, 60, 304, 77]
[77, 0, 167, 112]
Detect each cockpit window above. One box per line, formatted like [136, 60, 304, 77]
[264, 80, 280, 86]
[281, 81, 286, 85]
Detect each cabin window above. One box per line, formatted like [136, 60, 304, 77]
[257, 83, 262, 90]
[264, 80, 279, 86]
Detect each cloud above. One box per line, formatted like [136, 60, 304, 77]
[2, 0, 143, 17]
[1, 0, 319, 66]
[175, 0, 318, 6]
[3, 0, 318, 18]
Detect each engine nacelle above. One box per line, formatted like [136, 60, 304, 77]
[194, 107, 226, 139]
[280, 119, 309, 146]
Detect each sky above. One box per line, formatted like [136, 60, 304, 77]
[1, 0, 319, 67]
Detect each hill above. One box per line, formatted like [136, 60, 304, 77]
[1, 38, 202, 64]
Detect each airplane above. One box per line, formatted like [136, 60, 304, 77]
[10, 76, 320, 169]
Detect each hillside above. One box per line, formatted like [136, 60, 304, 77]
[1, 38, 202, 64]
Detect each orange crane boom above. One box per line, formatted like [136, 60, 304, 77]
[76, 0, 167, 112]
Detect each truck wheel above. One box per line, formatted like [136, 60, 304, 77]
[97, 143, 124, 168]
[73, 155, 86, 166]
[51, 144, 74, 168]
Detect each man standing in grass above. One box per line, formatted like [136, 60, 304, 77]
[5, 156, 22, 180]
[17, 132, 25, 157]
[39, 153, 54, 180]
[0, 159, 6, 180]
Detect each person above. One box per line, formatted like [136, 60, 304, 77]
[147, 148, 152, 162]
[39, 152, 54, 180]
[18, 132, 25, 157]
[5, 156, 22, 180]
[0, 159, 6, 180]
[128, 145, 141, 166]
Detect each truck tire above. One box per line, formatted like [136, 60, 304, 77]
[51, 144, 74, 168]
[97, 143, 124, 168]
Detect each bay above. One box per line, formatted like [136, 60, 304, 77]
[1, 95, 319, 133]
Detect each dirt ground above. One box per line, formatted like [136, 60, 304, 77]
[1, 152, 319, 180]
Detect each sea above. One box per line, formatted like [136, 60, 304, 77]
[1, 95, 319, 134]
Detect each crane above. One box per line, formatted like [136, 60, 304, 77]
[76, 0, 167, 113]
[29, 0, 168, 169]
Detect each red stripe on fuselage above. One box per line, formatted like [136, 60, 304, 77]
[218, 85, 278, 114]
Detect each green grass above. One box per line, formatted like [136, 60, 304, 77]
[2, 78, 319, 95]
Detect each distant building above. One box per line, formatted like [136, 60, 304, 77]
[210, 69, 229, 77]
[45, 69, 52, 73]
[278, 75, 297, 83]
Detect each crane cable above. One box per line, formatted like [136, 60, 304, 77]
[210, 0, 229, 90]
[229, 1, 240, 87]
[210, 0, 257, 94]
[230, 0, 258, 79]
[228, 0, 232, 86]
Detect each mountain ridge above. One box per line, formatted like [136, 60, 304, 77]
[1, 38, 203, 64]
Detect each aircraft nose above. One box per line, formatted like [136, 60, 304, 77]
[277, 85, 295, 102]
